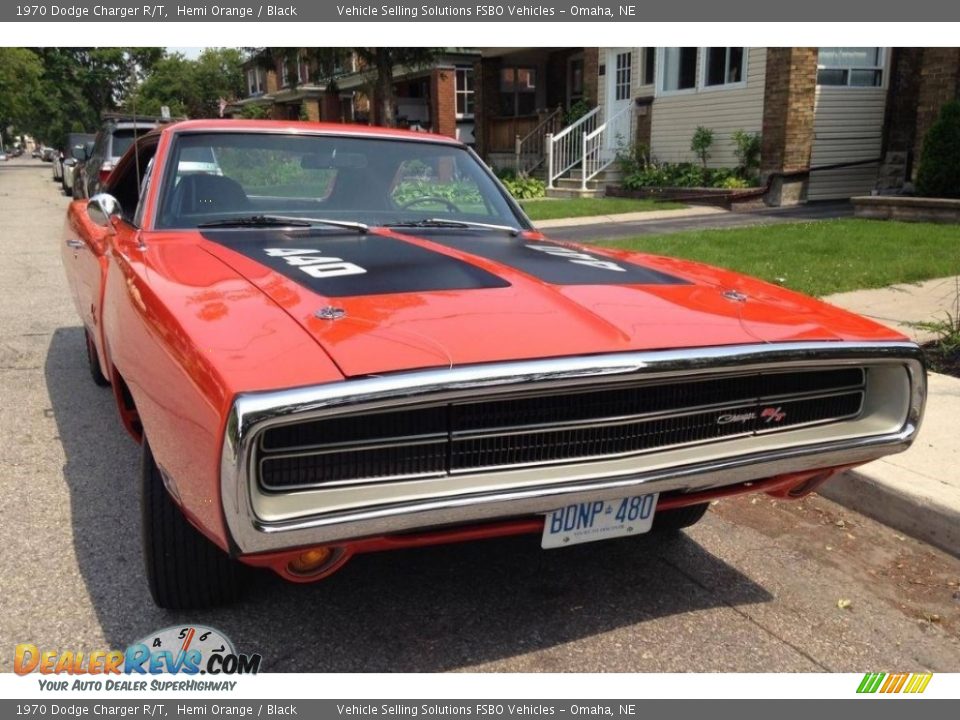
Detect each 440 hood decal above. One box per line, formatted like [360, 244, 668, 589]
[201, 229, 511, 297]
[200, 228, 687, 299]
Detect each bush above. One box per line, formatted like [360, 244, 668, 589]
[615, 140, 760, 191]
[916, 101, 960, 199]
[496, 168, 546, 199]
[731, 129, 762, 179]
[621, 160, 760, 191]
[564, 100, 593, 126]
[392, 179, 484, 207]
[690, 126, 714, 168]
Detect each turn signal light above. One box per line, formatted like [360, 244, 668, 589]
[288, 547, 333, 575]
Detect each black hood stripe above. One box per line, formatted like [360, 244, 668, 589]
[201, 229, 510, 298]
[418, 234, 688, 286]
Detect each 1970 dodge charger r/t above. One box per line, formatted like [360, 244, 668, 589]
[61, 120, 926, 608]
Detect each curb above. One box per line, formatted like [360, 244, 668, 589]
[820, 470, 960, 559]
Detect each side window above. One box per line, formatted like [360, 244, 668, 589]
[133, 157, 156, 227]
[108, 144, 158, 226]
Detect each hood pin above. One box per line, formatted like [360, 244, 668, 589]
[315, 306, 347, 321]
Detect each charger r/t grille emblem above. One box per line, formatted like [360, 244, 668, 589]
[761, 406, 787, 423]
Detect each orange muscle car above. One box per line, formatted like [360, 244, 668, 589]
[61, 120, 925, 608]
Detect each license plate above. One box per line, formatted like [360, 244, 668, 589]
[541, 493, 659, 549]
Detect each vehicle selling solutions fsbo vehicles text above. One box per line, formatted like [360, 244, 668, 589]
[335, 5, 563, 18]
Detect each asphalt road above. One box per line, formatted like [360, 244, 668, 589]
[1, 159, 958, 672]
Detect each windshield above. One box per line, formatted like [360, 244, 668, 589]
[155, 132, 525, 231]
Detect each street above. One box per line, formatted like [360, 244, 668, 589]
[0, 157, 958, 673]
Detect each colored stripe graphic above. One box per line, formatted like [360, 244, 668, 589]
[857, 672, 932, 694]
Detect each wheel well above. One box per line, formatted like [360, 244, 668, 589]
[111, 369, 143, 442]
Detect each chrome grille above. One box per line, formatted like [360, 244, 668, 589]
[257, 367, 866, 491]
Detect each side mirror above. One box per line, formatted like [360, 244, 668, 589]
[87, 194, 122, 228]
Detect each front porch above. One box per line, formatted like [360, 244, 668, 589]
[474, 48, 598, 174]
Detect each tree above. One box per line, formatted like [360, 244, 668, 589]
[131, 49, 245, 119]
[0, 48, 43, 136]
[249, 47, 441, 127]
[354, 48, 438, 127]
[13, 48, 164, 149]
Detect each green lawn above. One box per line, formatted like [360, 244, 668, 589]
[592, 219, 960, 297]
[520, 197, 685, 221]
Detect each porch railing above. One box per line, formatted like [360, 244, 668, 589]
[514, 106, 563, 176]
[545, 106, 600, 188]
[580, 103, 634, 190]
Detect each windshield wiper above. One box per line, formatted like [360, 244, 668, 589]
[197, 215, 368, 233]
[384, 218, 520, 235]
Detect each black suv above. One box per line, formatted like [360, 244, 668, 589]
[74, 117, 162, 199]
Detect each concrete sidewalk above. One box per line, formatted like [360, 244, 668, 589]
[820, 276, 960, 557]
[534, 204, 726, 229]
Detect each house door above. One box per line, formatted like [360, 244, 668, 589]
[604, 49, 633, 156]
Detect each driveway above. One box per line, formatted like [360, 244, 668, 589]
[547, 201, 854, 243]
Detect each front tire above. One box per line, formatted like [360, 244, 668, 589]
[652, 502, 710, 533]
[84, 329, 110, 387]
[141, 440, 246, 609]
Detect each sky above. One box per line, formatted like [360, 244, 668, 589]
[167, 47, 205, 59]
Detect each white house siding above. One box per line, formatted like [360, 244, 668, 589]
[648, 47, 767, 167]
[807, 86, 887, 200]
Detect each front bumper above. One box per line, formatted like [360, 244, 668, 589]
[220, 341, 926, 555]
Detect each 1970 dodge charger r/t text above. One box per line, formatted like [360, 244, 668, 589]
[61, 120, 926, 608]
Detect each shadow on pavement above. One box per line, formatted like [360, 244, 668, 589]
[46, 326, 773, 671]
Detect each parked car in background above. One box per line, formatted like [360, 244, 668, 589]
[61, 133, 96, 197]
[62, 119, 926, 609]
[0, 151, 7, 162]
[74, 117, 160, 199]
[52, 150, 65, 182]
[32, 148, 42, 158]
[41, 147, 55, 162]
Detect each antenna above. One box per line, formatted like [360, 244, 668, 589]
[131, 64, 142, 195]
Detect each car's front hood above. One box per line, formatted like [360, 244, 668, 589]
[197, 227, 905, 378]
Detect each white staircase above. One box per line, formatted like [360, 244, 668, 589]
[545, 104, 634, 197]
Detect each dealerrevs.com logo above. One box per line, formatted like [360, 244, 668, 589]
[15, 625, 261, 691]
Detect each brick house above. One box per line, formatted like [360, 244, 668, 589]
[474, 47, 960, 204]
[228, 49, 479, 143]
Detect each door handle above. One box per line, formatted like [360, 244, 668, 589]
[65, 239, 84, 250]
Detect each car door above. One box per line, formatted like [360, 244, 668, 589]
[63, 199, 112, 374]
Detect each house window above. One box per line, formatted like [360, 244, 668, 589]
[499, 67, 537, 116]
[298, 57, 310, 85]
[614, 52, 632, 101]
[642, 47, 655, 86]
[280, 60, 291, 88]
[661, 48, 698, 93]
[568, 57, 585, 106]
[246, 68, 265, 97]
[817, 48, 884, 87]
[455, 68, 475, 118]
[704, 47, 745, 87]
